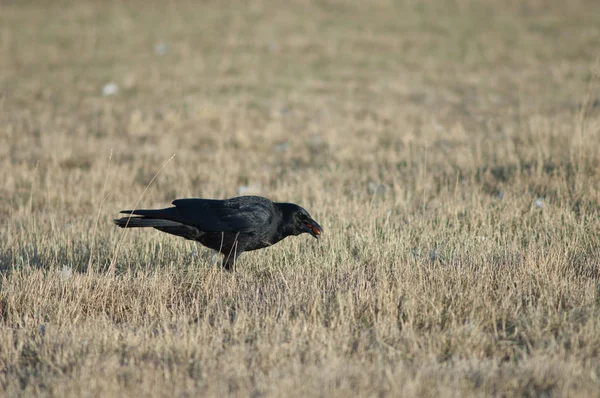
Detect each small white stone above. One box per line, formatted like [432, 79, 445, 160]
[238, 184, 262, 196]
[60, 265, 73, 280]
[102, 82, 119, 96]
[274, 142, 289, 152]
[368, 181, 388, 195]
[535, 198, 544, 208]
[154, 42, 168, 56]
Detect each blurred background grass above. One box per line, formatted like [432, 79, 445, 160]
[1, 0, 600, 396]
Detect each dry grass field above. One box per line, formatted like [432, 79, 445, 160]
[2, 0, 600, 396]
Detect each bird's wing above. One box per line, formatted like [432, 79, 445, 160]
[169, 197, 274, 233]
[120, 197, 275, 233]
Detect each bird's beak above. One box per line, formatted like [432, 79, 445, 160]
[303, 218, 323, 239]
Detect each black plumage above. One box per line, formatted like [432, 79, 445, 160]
[113, 196, 323, 270]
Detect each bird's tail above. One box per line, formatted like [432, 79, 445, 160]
[113, 217, 184, 228]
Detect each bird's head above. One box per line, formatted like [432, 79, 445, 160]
[278, 203, 323, 239]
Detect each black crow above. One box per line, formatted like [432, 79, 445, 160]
[113, 195, 323, 271]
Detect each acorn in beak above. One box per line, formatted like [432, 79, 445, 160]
[304, 218, 323, 239]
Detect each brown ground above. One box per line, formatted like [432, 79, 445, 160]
[1, 0, 600, 396]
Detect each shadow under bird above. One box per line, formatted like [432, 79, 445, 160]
[113, 195, 323, 271]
